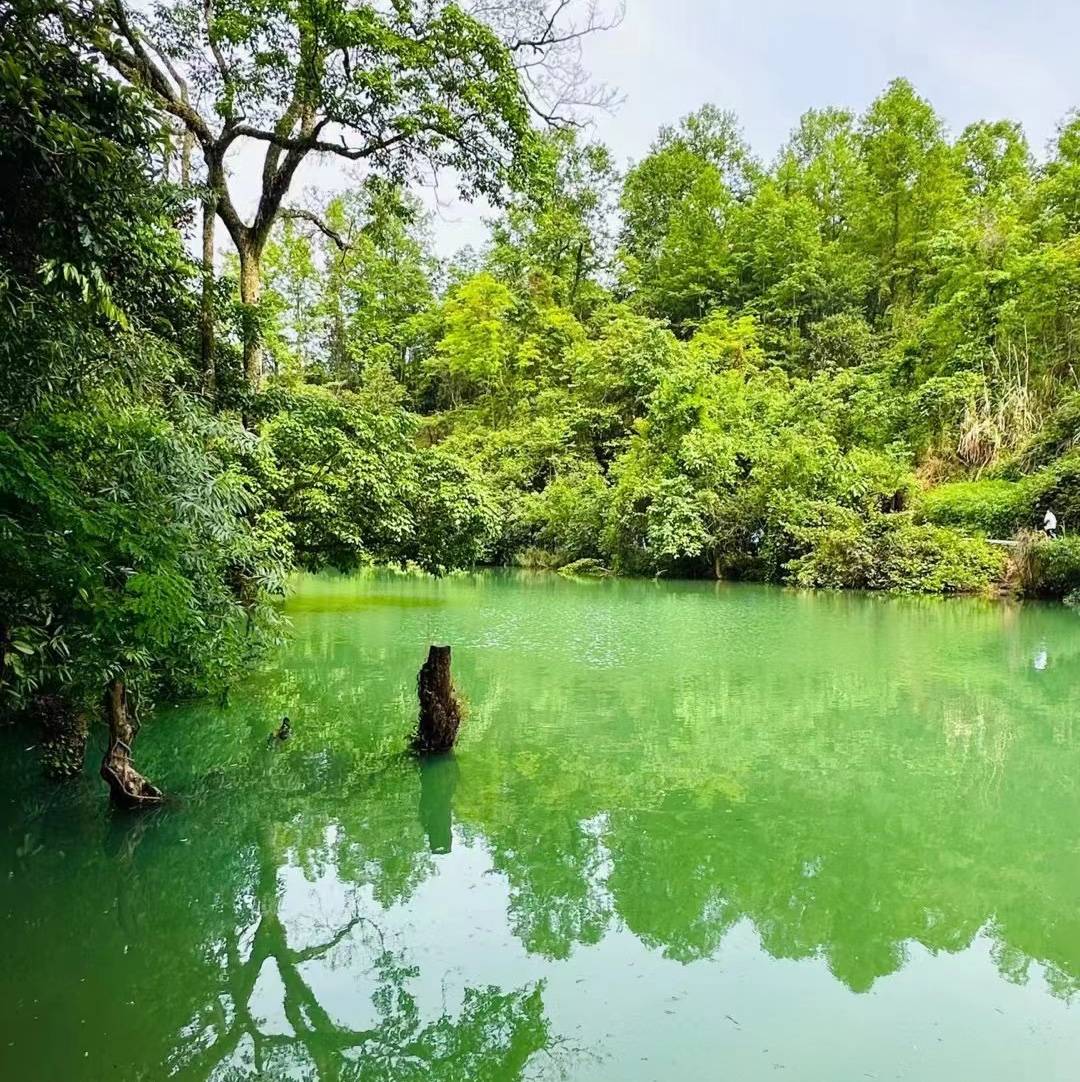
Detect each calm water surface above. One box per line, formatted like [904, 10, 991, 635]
[2, 570, 1080, 1080]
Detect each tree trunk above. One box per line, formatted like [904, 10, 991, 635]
[414, 645, 462, 754]
[238, 244, 264, 391]
[100, 679, 163, 808]
[330, 301, 347, 377]
[201, 194, 217, 396]
[180, 127, 193, 187]
[570, 240, 585, 306]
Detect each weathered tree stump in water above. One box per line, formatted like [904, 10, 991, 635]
[100, 679, 163, 809]
[414, 645, 462, 754]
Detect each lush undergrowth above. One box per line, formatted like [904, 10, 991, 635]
[7, 1, 1080, 770]
[252, 83, 1080, 603]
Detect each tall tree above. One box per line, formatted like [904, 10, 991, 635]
[775, 107, 863, 242]
[257, 180, 437, 384]
[955, 119, 1032, 204]
[0, 0, 189, 421]
[0, 1, 288, 801]
[487, 130, 618, 313]
[71, 0, 614, 390]
[853, 78, 961, 315]
[619, 105, 758, 330]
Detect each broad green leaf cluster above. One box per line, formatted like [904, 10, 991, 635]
[0, 5, 290, 719]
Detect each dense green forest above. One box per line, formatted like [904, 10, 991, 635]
[5, 0, 1080, 781]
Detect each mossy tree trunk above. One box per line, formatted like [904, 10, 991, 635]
[100, 678, 163, 808]
[200, 193, 217, 396]
[237, 240, 264, 389]
[414, 645, 462, 754]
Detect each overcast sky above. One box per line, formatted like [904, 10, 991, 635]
[228, 0, 1080, 256]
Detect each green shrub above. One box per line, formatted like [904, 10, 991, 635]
[915, 479, 1030, 537]
[409, 449, 501, 572]
[803, 313, 876, 371]
[1011, 534, 1080, 598]
[557, 558, 612, 577]
[1026, 452, 1080, 536]
[528, 465, 610, 562]
[514, 547, 565, 570]
[1013, 391, 1080, 471]
[0, 402, 290, 713]
[786, 511, 1006, 593]
[252, 383, 501, 574]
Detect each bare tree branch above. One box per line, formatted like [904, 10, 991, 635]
[142, 35, 195, 182]
[507, 0, 574, 51]
[227, 123, 411, 161]
[92, 1, 216, 148]
[201, 0, 232, 86]
[281, 208, 350, 251]
[470, 0, 624, 124]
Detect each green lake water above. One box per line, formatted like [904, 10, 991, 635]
[3, 570, 1080, 1080]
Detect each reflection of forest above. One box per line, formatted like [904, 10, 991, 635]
[165, 823, 550, 1082]
[0, 783, 557, 1081]
[3, 575, 1080, 1079]
[451, 584, 1080, 994]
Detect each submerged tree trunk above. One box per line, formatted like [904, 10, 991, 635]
[238, 244, 264, 391]
[100, 679, 163, 808]
[414, 645, 462, 754]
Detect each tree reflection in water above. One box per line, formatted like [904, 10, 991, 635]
[164, 819, 555, 1082]
[4, 574, 1080, 1080]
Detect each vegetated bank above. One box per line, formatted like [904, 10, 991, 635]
[6, 1, 1080, 800]
[250, 91, 1080, 604]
